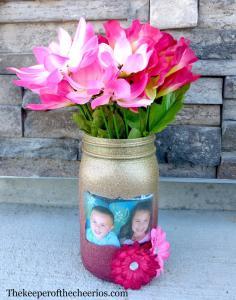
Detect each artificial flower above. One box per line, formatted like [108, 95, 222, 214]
[151, 226, 170, 272]
[7, 18, 98, 95]
[156, 66, 200, 98]
[25, 80, 75, 110]
[8, 17, 200, 138]
[111, 242, 160, 290]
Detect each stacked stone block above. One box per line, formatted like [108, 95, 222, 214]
[218, 77, 236, 179]
[0, 0, 235, 179]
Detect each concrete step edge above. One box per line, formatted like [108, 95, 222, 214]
[0, 176, 235, 210]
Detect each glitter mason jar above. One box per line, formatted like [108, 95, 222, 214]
[78, 133, 159, 281]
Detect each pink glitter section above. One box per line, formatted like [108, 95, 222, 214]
[81, 236, 118, 281]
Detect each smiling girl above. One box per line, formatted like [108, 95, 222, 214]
[119, 201, 152, 245]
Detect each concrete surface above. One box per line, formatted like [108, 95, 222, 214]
[0, 176, 236, 210]
[0, 203, 236, 300]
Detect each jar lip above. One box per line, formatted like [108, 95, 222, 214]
[83, 132, 156, 147]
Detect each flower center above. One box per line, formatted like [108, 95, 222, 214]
[129, 261, 139, 271]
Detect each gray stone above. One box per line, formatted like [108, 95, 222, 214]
[199, 0, 236, 29]
[174, 105, 220, 126]
[224, 76, 236, 98]
[0, 53, 35, 74]
[150, 0, 198, 29]
[159, 163, 216, 178]
[0, 20, 145, 54]
[0, 158, 79, 177]
[185, 78, 223, 104]
[128, 0, 149, 22]
[0, 22, 76, 53]
[0, 14, 145, 54]
[1, 25, 236, 61]
[156, 126, 221, 166]
[0, 105, 22, 137]
[0, 75, 22, 105]
[23, 90, 83, 140]
[0, 22, 110, 53]
[0, 0, 131, 23]
[222, 121, 236, 151]
[223, 100, 236, 121]
[193, 60, 236, 76]
[217, 152, 236, 179]
[24, 108, 83, 139]
[0, 138, 80, 160]
[22, 89, 40, 107]
[169, 28, 236, 59]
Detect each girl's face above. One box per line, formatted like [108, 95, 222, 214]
[132, 210, 150, 239]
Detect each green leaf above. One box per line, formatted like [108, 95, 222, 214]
[143, 131, 149, 137]
[128, 128, 142, 139]
[113, 110, 125, 138]
[175, 84, 190, 101]
[124, 109, 140, 130]
[92, 109, 104, 128]
[107, 112, 116, 138]
[138, 107, 146, 135]
[148, 84, 189, 134]
[151, 100, 183, 133]
[97, 128, 109, 138]
[72, 112, 91, 133]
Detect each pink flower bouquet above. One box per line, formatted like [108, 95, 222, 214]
[8, 18, 200, 139]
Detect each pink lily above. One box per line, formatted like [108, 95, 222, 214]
[104, 19, 163, 52]
[7, 18, 98, 94]
[61, 59, 130, 109]
[117, 72, 153, 108]
[47, 17, 98, 72]
[165, 37, 198, 77]
[89, 65, 131, 109]
[100, 20, 155, 76]
[63, 60, 109, 107]
[151, 226, 170, 273]
[64, 65, 103, 105]
[25, 81, 75, 110]
[8, 64, 60, 95]
[98, 39, 152, 76]
[156, 66, 200, 98]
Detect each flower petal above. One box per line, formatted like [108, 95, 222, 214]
[33, 47, 50, 64]
[91, 94, 110, 109]
[44, 53, 68, 72]
[114, 36, 132, 66]
[117, 97, 153, 108]
[103, 20, 124, 48]
[58, 27, 72, 56]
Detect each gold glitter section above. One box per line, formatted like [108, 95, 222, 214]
[78, 134, 159, 226]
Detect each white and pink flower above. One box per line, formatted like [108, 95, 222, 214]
[8, 18, 199, 111]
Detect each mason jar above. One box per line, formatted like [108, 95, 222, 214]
[78, 133, 159, 281]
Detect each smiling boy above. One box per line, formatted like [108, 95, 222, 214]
[86, 206, 120, 247]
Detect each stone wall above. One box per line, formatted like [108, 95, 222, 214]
[0, 0, 235, 179]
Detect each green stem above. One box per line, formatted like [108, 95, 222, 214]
[86, 103, 93, 116]
[83, 104, 92, 121]
[123, 108, 128, 138]
[146, 106, 150, 132]
[113, 113, 120, 139]
[139, 107, 142, 135]
[100, 106, 112, 138]
[78, 105, 87, 120]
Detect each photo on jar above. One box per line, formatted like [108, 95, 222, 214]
[84, 191, 154, 247]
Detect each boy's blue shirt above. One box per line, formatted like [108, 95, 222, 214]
[86, 228, 120, 247]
